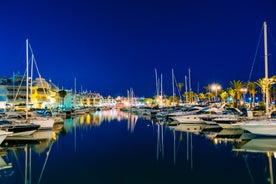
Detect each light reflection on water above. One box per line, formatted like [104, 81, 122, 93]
[0, 109, 276, 184]
[0, 130, 57, 184]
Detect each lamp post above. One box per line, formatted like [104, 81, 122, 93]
[211, 83, 221, 102]
[240, 87, 248, 104]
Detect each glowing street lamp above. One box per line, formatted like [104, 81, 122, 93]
[240, 87, 248, 103]
[211, 83, 221, 101]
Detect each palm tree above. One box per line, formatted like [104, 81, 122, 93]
[198, 93, 205, 103]
[271, 88, 276, 104]
[183, 91, 195, 104]
[255, 78, 275, 105]
[203, 85, 210, 93]
[58, 90, 67, 107]
[205, 92, 214, 103]
[183, 91, 189, 103]
[177, 82, 183, 93]
[271, 75, 276, 82]
[229, 80, 244, 108]
[145, 98, 153, 106]
[227, 87, 235, 107]
[255, 78, 266, 102]
[247, 81, 256, 109]
[177, 82, 184, 101]
[202, 85, 212, 103]
[168, 95, 180, 105]
[219, 90, 228, 103]
[270, 75, 276, 103]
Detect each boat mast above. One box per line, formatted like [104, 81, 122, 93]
[185, 75, 188, 102]
[26, 39, 29, 119]
[188, 68, 191, 92]
[160, 73, 163, 105]
[30, 54, 34, 98]
[264, 21, 269, 116]
[172, 69, 175, 104]
[155, 68, 159, 97]
[74, 77, 76, 108]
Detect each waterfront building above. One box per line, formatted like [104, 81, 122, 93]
[80, 92, 102, 107]
[0, 74, 105, 110]
[0, 74, 28, 110]
[60, 91, 103, 108]
[31, 78, 60, 109]
[0, 74, 61, 110]
[102, 95, 116, 107]
[62, 89, 74, 109]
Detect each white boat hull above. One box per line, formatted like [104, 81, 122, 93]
[218, 123, 240, 129]
[237, 120, 276, 136]
[235, 138, 276, 152]
[0, 131, 13, 144]
[8, 130, 36, 137]
[171, 116, 205, 124]
[30, 118, 55, 130]
[173, 123, 204, 133]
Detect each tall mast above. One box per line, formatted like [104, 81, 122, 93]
[188, 68, 191, 92]
[155, 68, 159, 96]
[264, 21, 269, 116]
[30, 54, 34, 98]
[74, 77, 76, 108]
[172, 69, 175, 104]
[26, 39, 29, 119]
[160, 74, 163, 106]
[185, 75, 188, 102]
[160, 74, 163, 98]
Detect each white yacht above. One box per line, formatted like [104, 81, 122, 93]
[168, 105, 204, 117]
[0, 130, 13, 145]
[28, 111, 55, 130]
[213, 108, 245, 129]
[170, 107, 225, 124]
[234, 22, 276, 136]
[234, 119, 276, 136]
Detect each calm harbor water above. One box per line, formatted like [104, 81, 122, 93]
[0, 109, 275, 184]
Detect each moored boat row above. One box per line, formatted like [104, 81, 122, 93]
[121, 102, 276, 137]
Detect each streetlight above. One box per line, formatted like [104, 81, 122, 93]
[240, 87, 248, 104]
[211, 83, 221, 102]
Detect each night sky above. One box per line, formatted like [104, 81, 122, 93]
[1, 0, 276, 97]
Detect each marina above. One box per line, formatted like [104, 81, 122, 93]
[0, 109, 275, 184]
[1, 1, 276, 184]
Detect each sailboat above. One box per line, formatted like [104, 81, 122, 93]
[0, 117, 40, 137]
[235, 22, 276, 136]
[24, 39, 55, 130]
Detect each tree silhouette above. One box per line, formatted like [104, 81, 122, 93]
[58, 90, 67, 107]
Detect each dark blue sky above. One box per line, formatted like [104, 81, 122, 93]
[1, 0, 276, 97]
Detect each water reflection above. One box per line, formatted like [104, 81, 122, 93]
[175, 122, 276, 183]
[153, 120, 195, 171]
[152, 116, 276, 183]
[92, 109, 136, 123]
[127, 113, 138, 133]
[0, 148, 13, 180]
[0, 127, 63, 184]
[233, 138, 276, 184]
[204, 128, 245, 145]
[64, 109, 138, 133]
[3, 109, 276, 184]
[155, 121, 165, 160]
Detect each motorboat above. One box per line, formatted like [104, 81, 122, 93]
[0, 130, 13, 145]
[0, 120, 40, 137]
